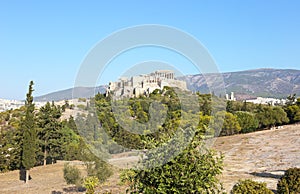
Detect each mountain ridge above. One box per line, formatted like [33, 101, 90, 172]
[180, 68, 300, 99]
[34, 86, 107, 102]
[35, 68, 300, 101]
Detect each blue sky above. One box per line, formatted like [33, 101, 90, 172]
[1, 1, 300, 99]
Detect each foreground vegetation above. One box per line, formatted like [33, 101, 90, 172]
[0, 82, 300, 193]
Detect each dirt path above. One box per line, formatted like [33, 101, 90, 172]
[213, 124, 300, 192]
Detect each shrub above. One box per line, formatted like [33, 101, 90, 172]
[63, 163, 82, 186]
[119, 169, 136, 185]
[231, 179, 273, 194]
[77, 104, 86, 110]
[83, 176, 99, 194]
[127, 141, 225, 193]
[277, 167, 300, 194]
[86, 159, 113, 183]
[78, 98, 87, 102]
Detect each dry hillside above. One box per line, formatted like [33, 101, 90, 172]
[214, 124, 300, 192]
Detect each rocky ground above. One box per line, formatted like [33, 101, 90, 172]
[214, 124, 300, 192]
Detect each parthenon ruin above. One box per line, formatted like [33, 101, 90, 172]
[106, 70, 187, 98]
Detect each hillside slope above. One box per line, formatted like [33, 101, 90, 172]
[34, 86, 106, 102]
[213, 124, 300, 192]
[180, 68, 300, 98]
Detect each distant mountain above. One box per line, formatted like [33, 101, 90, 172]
[35, 69, 300, 102]
[179, 68, 300, 99]
[34, 86, 107, 102]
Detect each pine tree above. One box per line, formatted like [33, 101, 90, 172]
[37, 101, 62, 165]
[242, 100, 247, 111]
[226, 100, 234, 113]
[21, 81, 37, 183]
[67, 115, 78, 134]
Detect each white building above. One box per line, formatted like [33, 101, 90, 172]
[246, 97, 287, 106]
[0, 99, 24, 112]
[226, 92, 236, 101]
[0, 99, 50, 112]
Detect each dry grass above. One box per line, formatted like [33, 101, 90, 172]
[0, 161, 87, 194]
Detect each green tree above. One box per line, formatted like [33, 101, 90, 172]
[67, 116, 78, 134]
[213, 111, 241, 136]
[21, 81, 37, 183]
[273, 106, 289, 126]
[231, 179, 273, 194]
[256, 106, 275, 128]
[0, 128, 22, 172]
[222, 112, 241, 136]
[226, 100, 234, 113]
[202, 98, 212, 116]
[63, 163, 82, 186]
[37, 102, 62, 165]
[285, 105, 300, 123]
[60, 125, 81, 161]
[241, 101, 248, 111]
[0, 108, 25, 172]
[286, 94, 296, 106]
[277, 167, 300, 194]
[82, 149, 113, 184]
[126, 130, 224, 193]
[198, 112, 213, 136]
[256, 106, 288, 128]
[235, 111, 258, 133]
[296, 98, 300, 106]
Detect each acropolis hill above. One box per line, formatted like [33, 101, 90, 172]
[106, 70, 187, 98]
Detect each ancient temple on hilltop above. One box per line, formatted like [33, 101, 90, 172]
[106, 70, 187, 98]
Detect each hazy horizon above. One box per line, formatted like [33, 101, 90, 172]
[1, 67, 300, 101]
[1, 1, 300, 99]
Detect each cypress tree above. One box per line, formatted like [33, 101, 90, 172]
[242, 100, 247, 111]
[21, 81, 37, 183]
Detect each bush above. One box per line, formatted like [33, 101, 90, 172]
[83, 176, 99, 194]
[127, 141, 225, 193]
[119, 169, 136, 185]
[78, 98, 87, 102]
[63, 163, 82, 186]
[86, 159, 113, 183]
[231, 179, 273, 194]
[277, 167, 300, 194]
[77, 104, 86, 110]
